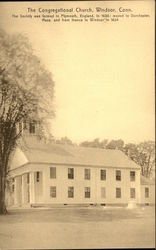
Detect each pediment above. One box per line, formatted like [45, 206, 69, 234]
[9, 147, 29, 170]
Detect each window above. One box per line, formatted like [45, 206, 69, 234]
[145, 187, 149, 198]
[130, 188, 136, 198]
[19, 122, 22, 132]
[68, 187, 74, 198]
[36, 172, 40, 182]
[10, 178, 15, 192]
[116, 170, 121, 181]
[29, 122, 35, 134]
[116, 188, 121, 198]
[50, 167, 56, 179]
[130, 171, 135, 181]
[84, 169, 90, 180]
[101, 187, 106, 198]
[12, 184, 15, 192]
[12, 178, 15, 192]
[68, 168, 74, 179]
[101, 169, 106, 180]
[23, 121, 27, 130]
[50, 186, 56, 198]
[85, 187, 90, 198]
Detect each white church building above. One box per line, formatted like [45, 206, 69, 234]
[6, 123, 155, 208]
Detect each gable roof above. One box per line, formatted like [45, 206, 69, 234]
[12, 138, 140, 169]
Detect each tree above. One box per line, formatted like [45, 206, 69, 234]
[123, 141, 155, 178]
[137, 141, 155, 178]
[100, 139, 108, 149]
[106, 139, 124, 150]
[0, 29, 55, 214]
[79, 140, 92, 147]
[55, 136, 74, 145]
[80, 138, 106, 148]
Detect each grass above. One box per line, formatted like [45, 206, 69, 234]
[0, 206, 155, 249]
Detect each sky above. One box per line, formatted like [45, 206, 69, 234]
[0, 1, 155, 144]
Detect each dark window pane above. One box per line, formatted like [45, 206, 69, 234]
[29, 122, 35, 134]
[130, 171, 135, 181]
[50, 167, 56, 179]
[116, 170, 121, 181]
[84, 169, 90, 180]
[23, 121, 27, 129]
[130, 188, 135, 198]
[36, 172, 40, 182]
[68, 187, 74, 198]
[85, 187, 90, 198]
[116, 188, 121, 198]
[145, 187, 149, 198]
[50, 186, 56, 198]
[101, 169, 106, 180]
[68, 168, 74, 179]
[19, 122, 22, 132]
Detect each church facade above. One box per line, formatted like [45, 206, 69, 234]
[5, 123, 155, 208]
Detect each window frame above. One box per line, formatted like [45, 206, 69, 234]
[85, 187, 90, 198]
[101, 169, 106, 181]
[101, 187, 106, 198]
[36, 171, 40, 182]
[50, 167, 56, 179]
[116, 170, 121, 181]
[116, 187, 121, 198]
[19, 122, 22, 132]
[130, 188, 136, 198]
[145, 187, 149, 198]
[29, 122, 36, 134]
[68, 186, 74, 198]
[23, 121, 27, 130]
[84, 169, 91, 180]
[130, 171, 135, 182]
[68, 168, 74, 179]
[50, 186, 56, 198]
[11, 178, 15, 193]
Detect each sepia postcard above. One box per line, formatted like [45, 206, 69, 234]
[0, 0, 155, 249]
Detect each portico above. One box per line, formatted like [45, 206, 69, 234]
[9, 171, 42, 207]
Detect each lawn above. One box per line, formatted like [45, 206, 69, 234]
[0, 206, 155, 249]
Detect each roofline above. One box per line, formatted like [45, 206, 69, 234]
[9, 161, 141, 172]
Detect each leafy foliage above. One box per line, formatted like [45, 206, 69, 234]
[0, 29, 55, 213]
[106, 139, 124, 150]
[123, 141, 155, 178]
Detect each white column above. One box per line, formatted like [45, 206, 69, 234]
[29, 172, 35, 204]
[14, 176, 22, 206]
[42, 171, 47, 203]
[14, 176, 19, 205]
[21, 174, 26, 205]
[137, 170, 141, 204]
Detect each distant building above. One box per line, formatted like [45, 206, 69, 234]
[140, 176, 155, 205]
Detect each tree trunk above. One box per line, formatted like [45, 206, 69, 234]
[0, 173, 7, 214]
